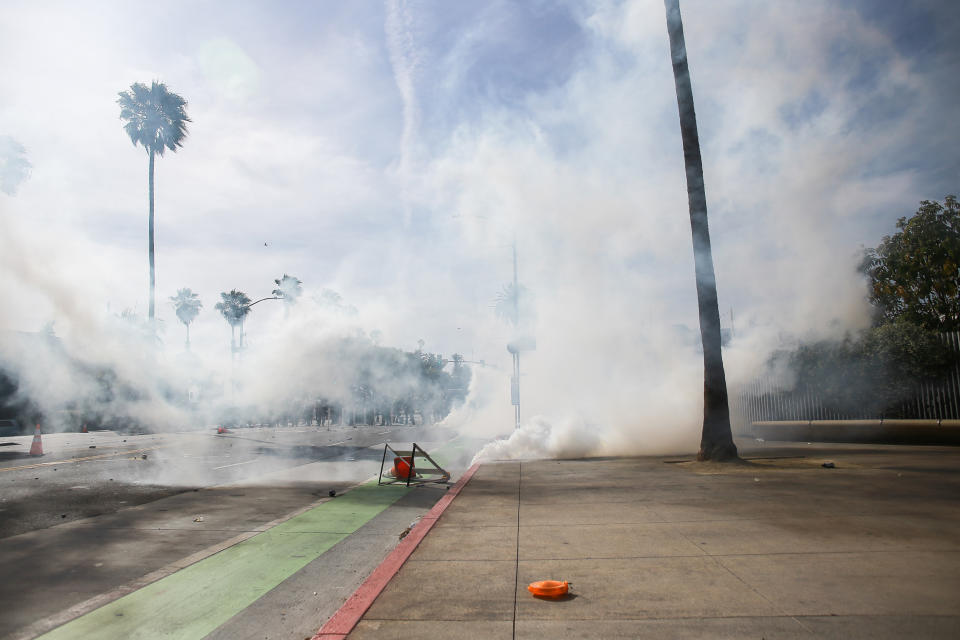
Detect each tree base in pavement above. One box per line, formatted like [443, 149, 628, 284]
[697, 441, 740, 462]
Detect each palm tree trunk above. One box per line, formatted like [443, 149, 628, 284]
[148, 149, 156, 321]
[664, 0, 738, 461]
[185, 323, 191, 350]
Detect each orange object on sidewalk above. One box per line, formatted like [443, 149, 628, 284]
[29, 424, 43, 456]
[528, 580, 569, 598]
[217, 425, 229, 434]
[81, 423, 87, 433]
[393, 456, 414, 479]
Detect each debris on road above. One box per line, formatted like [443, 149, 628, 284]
[399, 518, 420, 540]
[89, 446, 96, 449]
[528, 580, 570, 598]
[822, 461, 836, 468]
[193, 516, 204, 523]
[328, 490, 336, 497]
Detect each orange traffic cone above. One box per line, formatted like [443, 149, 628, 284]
[29, 424, 43, 456]
[393, 456, 414, 479]
[81, 423, 88, 433]
[216, 425, 228, 434]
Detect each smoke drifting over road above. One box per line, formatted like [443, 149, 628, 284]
[1, 1, 957, 464]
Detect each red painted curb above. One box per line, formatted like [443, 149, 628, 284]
[312, 462, 482, 640]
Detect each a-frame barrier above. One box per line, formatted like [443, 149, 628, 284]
[378, 442, 451, 487]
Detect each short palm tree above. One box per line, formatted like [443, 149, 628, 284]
[272, 274, 303, 313]
[118, 81, 191, 322]
[494, 282, 529, 327]
[215, 289, 252, 356]
[169, 288, 202, 350]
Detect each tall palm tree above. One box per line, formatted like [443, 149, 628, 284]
[664, 0, 738, 461]
[215, 289, 252, 356]
[117, 81, 191, 323]
[169, 288, 202, 350]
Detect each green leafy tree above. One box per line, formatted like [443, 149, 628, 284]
[169, 288, 202, 349]
[215, 290, 252, 354]
[664, 0, 738, 461]
[780, 321, 957, 418]
[861, 195, 960, 331]
[117, 81, 191, 322]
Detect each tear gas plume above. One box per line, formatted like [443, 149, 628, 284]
[0, 247, 463, 439]
[1, 0, 956, 470]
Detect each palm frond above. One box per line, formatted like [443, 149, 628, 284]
[117, 80, 191, 154]
[170, 287, 202, 326]
[214, 289, 252, 326]
[272, 274, 303, 303]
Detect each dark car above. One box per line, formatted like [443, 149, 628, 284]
[0, 419, 22, 437]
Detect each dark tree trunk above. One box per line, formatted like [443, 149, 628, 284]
[148, 149, 156, 321]
[664, 0, 738, 461]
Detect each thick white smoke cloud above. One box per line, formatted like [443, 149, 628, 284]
[425, 0, 949, 460]
[1, 1, 955, 464]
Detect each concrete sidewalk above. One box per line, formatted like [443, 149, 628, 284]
[343, 445, 960, 639]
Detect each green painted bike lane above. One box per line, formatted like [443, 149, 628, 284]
[37, 483, 408, 640]
[36, 438, 479, 640]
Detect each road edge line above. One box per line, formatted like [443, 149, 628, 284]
[312, 462, 482, 640]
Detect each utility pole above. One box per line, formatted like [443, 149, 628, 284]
[511, 240, 521, 430]
[499, 235, 535, 431]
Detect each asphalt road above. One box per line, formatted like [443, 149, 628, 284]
[0, 422, 466, 640]
[0, 423, 437, 539]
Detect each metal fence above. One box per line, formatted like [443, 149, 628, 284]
[731, 332, 960, 431]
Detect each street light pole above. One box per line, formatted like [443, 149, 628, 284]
[514, 241, 522, 430]
[236, 296, 281, 354]
[246, 296, 280, 309]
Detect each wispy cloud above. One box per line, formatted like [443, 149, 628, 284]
[385, 0, 422, 222]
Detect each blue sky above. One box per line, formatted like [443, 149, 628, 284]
[1, 0, 958, 444]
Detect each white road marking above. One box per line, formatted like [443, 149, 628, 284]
[329, 439, 351, 446]
[0, 446, 163, 472]
[212, 459, 258, 470]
